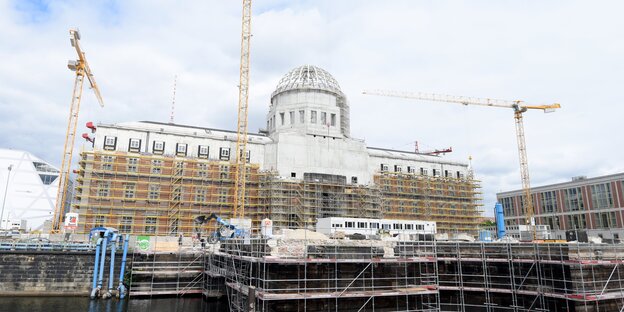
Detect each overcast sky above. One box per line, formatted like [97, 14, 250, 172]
[1, 0, 622, 216]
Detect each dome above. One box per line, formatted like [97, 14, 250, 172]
[271, 65, 343, 98]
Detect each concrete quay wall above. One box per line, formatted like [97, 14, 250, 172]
[0, 251, 123, 296]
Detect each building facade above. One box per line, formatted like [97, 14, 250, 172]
[497, 173, 624, 240]
[0, 149, 60, 231]
[73, 65, 481, 235]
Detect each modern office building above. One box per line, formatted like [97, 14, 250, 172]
[73, 65, 481, 235]
[497, 173, 624, 240]
[0, 148, 60, 231]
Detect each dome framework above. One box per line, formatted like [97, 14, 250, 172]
[271, 65, 343, 98]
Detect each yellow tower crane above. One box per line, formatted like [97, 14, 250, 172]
[233, 0, 253, 219]
[363, 89, 560, 239]
[52, 29, 104, 233]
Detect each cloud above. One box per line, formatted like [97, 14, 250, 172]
[1, 0, 622, 217]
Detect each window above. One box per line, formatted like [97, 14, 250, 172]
[540, 191, 557, 213]
[595, 212, 616, 229]
[97, 181, 110, 197]
[151, 159, 163, 174]
[457, 171, 464, 179]
[351, 176, 358, 184]
[330, 113, 336, 126]
[311, 110, 317, 124]
[299, 110, 305, 123]
[148, 184, 160, 200]
[219, 165, 229, 179]
[280, 112, 285, 125]
[101, 155, 114, 170]
[197, 163, 208, 177]
[420, 168, 428, 176]
[591, 183, 614, 210]
[407, 166, 416, 174]
[127, 138, 141, 153]
[382, 224, 390, 230]
[564, 187, 584, 211]
[370, 222, 379, 229]
[95, 215, 106, 227]
[567, 214, 586, 229]
[345, 221, 355, 228]
[219, 147, 230, 161]
[119, 216, 133, 233]
[501, 197, 515, 217]
[39, 174, 57, 185]
[393, 223, 403, 230]
[394, 165, 402, 173]
[176, 143, 188, 156]
[357, 222, 367, 228]
[289, 111, 295, 124]
[198, 145, 209, 158]
[242, 150, 250, 163]
[127, 158, 138, 173]
[445, 170, 452, 178]
[124, 183, 136, 199]
[321, 112, 327, 125]
[195, 188, 207, 203]
[218, 188, 228, 203]
[291, 172, 296, 178]
[145, 217, 157, 234]
[432, 169, 440, 177]
[104, 136, 117, 151]
[380, 164, 389, 172]
[405, 224, 413, 230]
[153, 141, 165, 154]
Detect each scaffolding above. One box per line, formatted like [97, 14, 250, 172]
[74, 150, 267, 236]
[375, 172, 482, 235]
[436, 242, 624, 312]
[205, 235, 439, 312]
[201, 234, 624, 312]
[129, 249, 206, 297]
[74, 150, 481, 236]
[259, 174, 383, 231]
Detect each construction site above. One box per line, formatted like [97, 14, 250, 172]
[4, 1, 619, 312]
[72, 148, 481, 236]
[116, 232, 624, 312]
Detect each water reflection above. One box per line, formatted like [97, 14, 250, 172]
[0, 297, 228, 312]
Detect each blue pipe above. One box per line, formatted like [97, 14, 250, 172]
[107, 233, 119, 294]
[90, 238, 103, 298]
[117, 234, 130, 299]
[495, 202, 506, 239]
[97, 230, 111, 290]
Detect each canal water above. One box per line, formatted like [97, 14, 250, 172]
[0, 297, 229, 312]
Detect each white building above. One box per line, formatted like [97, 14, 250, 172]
[93, 65, 470, 184]
[0, 149, 60, 231]
[75, 65, 480, 235]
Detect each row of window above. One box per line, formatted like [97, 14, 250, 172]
[103, 136, 249, 161]
[337, 221, 426, 231]
[100, 157, 245, 175]
[380, 164, 464, 179]
[501, 182, 619, 216]
[94, 215, 158, 234]
[96, 182, 232, 203]
[268, 110, 337, 129]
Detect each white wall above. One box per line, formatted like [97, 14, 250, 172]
[0, 149, 58, 231]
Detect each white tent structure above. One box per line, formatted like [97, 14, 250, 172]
[0, 149, 60, 232]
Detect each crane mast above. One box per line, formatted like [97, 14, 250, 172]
[52, 29, 104, 233]
[233, 0, 252, 219]
[363, 89, 560, 239]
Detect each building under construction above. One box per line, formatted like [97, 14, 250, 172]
[126, 233, 624, 312]
[72, 65, 481, 235]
